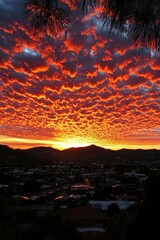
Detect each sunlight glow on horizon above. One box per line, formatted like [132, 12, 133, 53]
[0, 135, 160, 151]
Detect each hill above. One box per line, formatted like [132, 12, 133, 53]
[0, 144, 159, 166]
[63, 145, 160, 162]
[0, 144, 61, 166]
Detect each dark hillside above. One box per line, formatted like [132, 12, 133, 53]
[0, 144, 159, 166]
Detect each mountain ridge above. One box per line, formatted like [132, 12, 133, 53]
[0, 144, 159, 166]
[0, 144, 159, 152]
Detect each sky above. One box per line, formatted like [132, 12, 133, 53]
[0, 0, 160, 150]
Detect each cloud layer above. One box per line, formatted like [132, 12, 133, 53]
[0, 0, 160, 149]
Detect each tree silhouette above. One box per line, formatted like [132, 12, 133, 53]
[24, 0, 71, 37]
[22, 179, 40, 193]
[24, 0, 160, 50]
[107, 203, 120, 217]
[101, 0, 160, 50]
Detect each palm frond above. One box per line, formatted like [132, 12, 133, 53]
[24, 0, 71, 37]
[24, 0, 160, 50]
[100, 0, 160, 50]
[77, 0, 98, 13]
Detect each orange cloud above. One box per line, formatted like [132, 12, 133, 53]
[0, 3, 159, 150]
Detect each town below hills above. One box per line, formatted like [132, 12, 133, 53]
[1, 144, 160, 240]
[0, 144, 160, 166]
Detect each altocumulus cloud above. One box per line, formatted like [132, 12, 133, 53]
[0, 0, 160, 149]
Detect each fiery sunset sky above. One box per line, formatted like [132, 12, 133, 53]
[0, 0, 160, 150]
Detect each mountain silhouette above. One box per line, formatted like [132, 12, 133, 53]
[0, 144, 159, 166]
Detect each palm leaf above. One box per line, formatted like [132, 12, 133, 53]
[24, 0, 71, 37]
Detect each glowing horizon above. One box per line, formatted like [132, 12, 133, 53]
[1, 135, 160, 151]
[0, 1, 160, 152]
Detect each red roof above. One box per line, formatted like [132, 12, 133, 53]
[61, 206, 107, 222]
